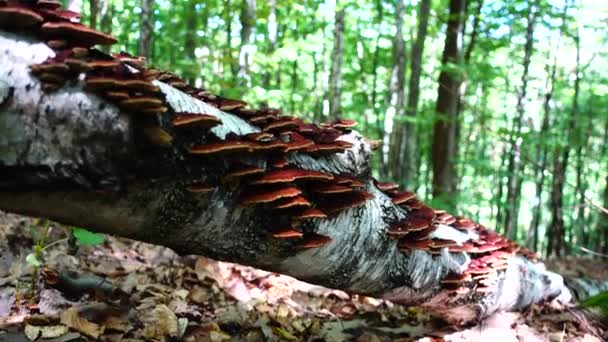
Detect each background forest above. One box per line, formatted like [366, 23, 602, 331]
[66, 0, 607, 258]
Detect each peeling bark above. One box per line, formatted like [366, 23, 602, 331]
[0, 25, 571, 324]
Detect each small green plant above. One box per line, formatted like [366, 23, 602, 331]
[581, 290, 608, 317]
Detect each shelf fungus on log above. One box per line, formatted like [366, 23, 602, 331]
[0, 1, 572, 326]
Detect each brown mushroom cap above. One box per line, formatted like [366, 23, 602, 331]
[251, 169, 334, 185]
[273, 196, 311, 209]
[239, 186, 302, 205]
[0, 6, 44, 29]
[296, 233, 332, 249]
[330, 119, 357, 130]
[190, 141, 252, 155]
[104, 91, 130, 102]
[263, 118, 300, 132]
[185, 183, 214, 194]
[293, 208, 328, 220]
[36, 0, 63, 9]
[119, 97, 164, 110]
[271, 227, 304, 239]
[376, 182, 399, 192]
[245, 132, 275, 142]
[440, 272, 472, 284]
[312, 184, 353, 195]
[172, 113, 222, 129]
[398, 238, 433, 251]
[270, 156, 289, 168]
[223, 165, 266, 182]
[217, 98, 248, 111]
[390, 191, 417, 205]
[41, 22, 118, 46]
[388, 217, 430, 237]
[320, 191, 374, 215]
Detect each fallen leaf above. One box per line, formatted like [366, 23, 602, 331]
[141, 304, 179, 340]
[60, 308, 103, 339]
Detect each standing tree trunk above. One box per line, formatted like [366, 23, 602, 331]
[503, 2, 537, 240]
[431, 0, 467, 210]
[183, 0, 199, 85]
[89, 0, 99, 29]
[527, 52, 556, 251]
[369, 0, 383, 144]
[237, 0, 256, 88]
[402, 0, 431, 191]
[599, 173, 608, 254]
[263, 0, 277, 90]
[547, 27, 581, 257]
[387, 0, 407, 181]
[328, 6, 345, 119]
[138, 0, 154, 60]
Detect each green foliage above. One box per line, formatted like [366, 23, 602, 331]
[72, 227, 106, 246]
[582, 291, 608, 317]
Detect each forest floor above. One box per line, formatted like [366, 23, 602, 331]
[0, 212, 605, 342]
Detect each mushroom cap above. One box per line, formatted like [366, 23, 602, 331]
[0, 6, 44, 28]
[273, 196, 311, 209]
[376, 182, 399, 192]
[312, 184, 353, 195]
[190, 141, 252, 155]
[119, 97, 164, 110]
[251, 169, 333, 185]
[388, 217, 430, 237]
[271, 227, 304, 239]
[41, 22, 117, 46]
[185, 184, 214, 193]
[293, 208, 328, 220]
[223, 165, 266, 182]
[217, 98, 248, 111]
[398, 238, 433, 251]
[390, 191, 417, 205]
[263, 118, 300, 132]
[296, 233, 332, 249]
[440, 272, 472, 284]
[320, 191, 374, 215]
[172, 113, 222, 129]
[239, 186, 302, 205]
[245, 132, 274, 142]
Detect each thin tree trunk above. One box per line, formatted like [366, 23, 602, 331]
[599, 173, 608, 254]
[225, 0, 237, 82]
[263, 0, 277, 90]
[138, 0, 154, 60]
[503, 2, 537, 240]
[328, 6, 345, 119]
[431, 0, 467, 210]
[370, 0, 383, 142]
[387, 0, 406, 180]
[547, 26, 581, 257]
[89, 0, 99, 29]
[527, 55, 556, 251]
[402, 0, 431, 191]
[183, 0, 199, 85]
[237, 0, 256, 88]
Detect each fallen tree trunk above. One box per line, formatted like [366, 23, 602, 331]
[0, 2, 569, 324]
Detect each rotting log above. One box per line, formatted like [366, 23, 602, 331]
[0, 0, 570, 324]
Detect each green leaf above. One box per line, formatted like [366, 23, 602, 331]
[26, 253, 41, 267]
[582, 291, 608, 311]
[72, 227, 105, 246]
